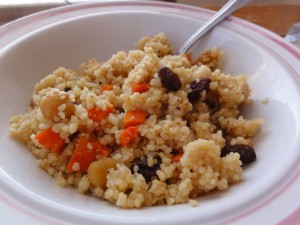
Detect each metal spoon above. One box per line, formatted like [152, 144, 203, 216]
[177, 0, 253, 54]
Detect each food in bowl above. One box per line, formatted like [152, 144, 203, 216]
[9, 33, 263, 208]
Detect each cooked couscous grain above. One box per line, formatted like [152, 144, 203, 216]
[9, 33, 263, 208]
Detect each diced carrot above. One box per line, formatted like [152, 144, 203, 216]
[35, 127, 65, 153]
[88, 105, 114, 123]
[101, 84, 113, 92]
[171, 153, 183, 163]
[120, 126, 138, 147]
[131, 83, 151, 93]
[185, 53, 193, 63]
[123, 110, 146, 128]
[92, 141, 111, 157]
[66, 135, 111, 172]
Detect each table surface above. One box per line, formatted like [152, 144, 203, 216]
[208, 4, 300, 37]
[0, 1, 299, 37]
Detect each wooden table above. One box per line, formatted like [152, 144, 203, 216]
[208, 4, 300, 37]
[0, 2, 299, 37]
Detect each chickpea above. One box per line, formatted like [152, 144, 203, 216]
[87, 158, 117, 188]
[40, 91, 75, 122]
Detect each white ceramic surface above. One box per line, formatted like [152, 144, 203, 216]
[0, 1, 300, 225]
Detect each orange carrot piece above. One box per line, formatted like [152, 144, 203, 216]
[131, 83, 150, 93]
[185, 53, 193, 63]
[88, 105, 114, 123]
[92, 141, 111, 157]
[35, 127, 65, 153]
[120, 126, 138, 147]
[123, 110, 146, 128]
[66, 135, 111, 172]
[101, 84, 113, 92]
[172, 153, 183, 163]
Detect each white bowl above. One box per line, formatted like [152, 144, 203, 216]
[1, 1, 300, 225]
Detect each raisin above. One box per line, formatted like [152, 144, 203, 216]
[158, 67, 182, 91]
[187, 78, 211, 102]
[220, 144, 256, 166]
[132, 157, 161, 182]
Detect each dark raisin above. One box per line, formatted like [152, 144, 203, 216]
[187, 78, 211, 102]
[220, 144, 256, 166]
[64, 87, 72, 92]
[132, 157, 161, 182]
[158, 67, 182, 91]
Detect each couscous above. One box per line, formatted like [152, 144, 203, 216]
[9, 33, 263, 208]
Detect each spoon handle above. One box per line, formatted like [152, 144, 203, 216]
[177, 0, 252, 54]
